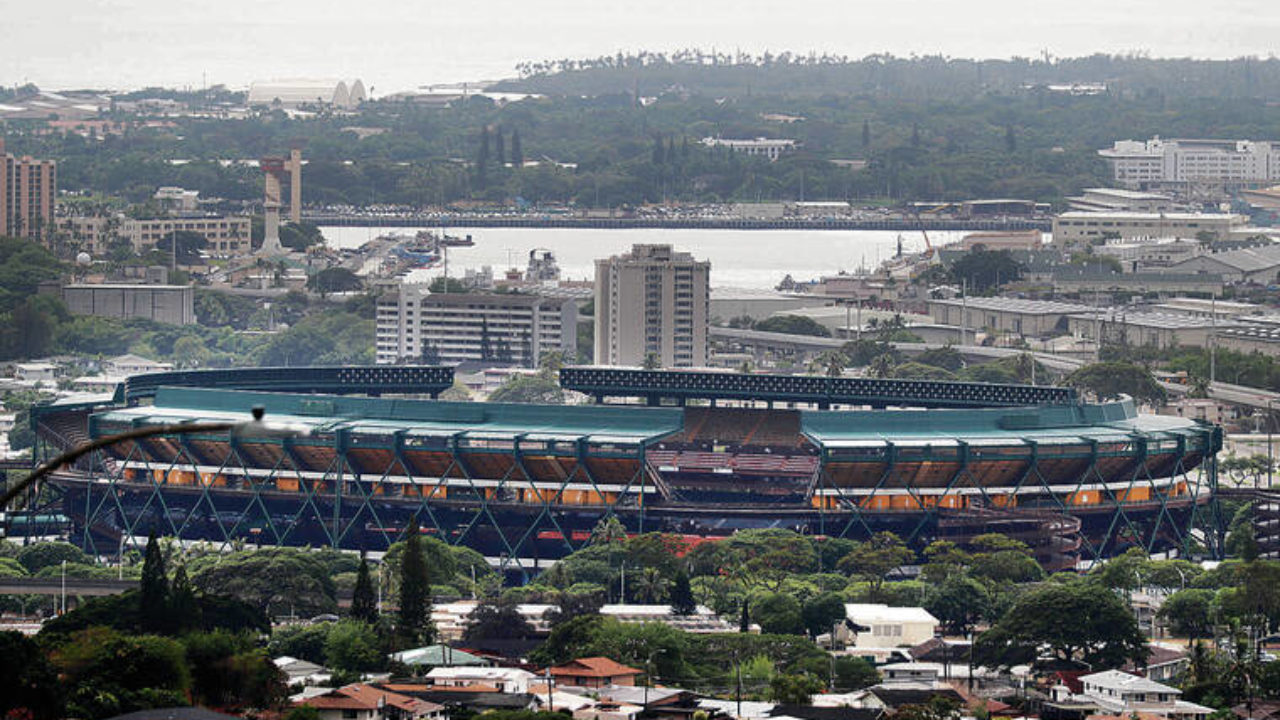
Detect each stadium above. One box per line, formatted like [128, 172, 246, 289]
[27, 366, 1223, 576]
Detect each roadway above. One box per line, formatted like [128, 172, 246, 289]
[0, 576, 137, 597]
[708, 326, 1088, 373]
[709, 326, 1280, 410]
[0, 576, 363, 608]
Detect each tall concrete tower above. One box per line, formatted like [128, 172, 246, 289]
[288, 143, 303, 223]
[594, 244, 710, 368]
[259, 156, 286, 255]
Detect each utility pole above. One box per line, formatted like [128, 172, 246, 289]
[736, 655, 743, 718]
[544, 667, 555, 713]
[1211, 293, 1217, 384]
[1269, 399, 1275, 490]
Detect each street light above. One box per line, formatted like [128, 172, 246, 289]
[644, 648, 668, 710]
[1, 406, 309, 512]
[1268, 398, 1277, 490]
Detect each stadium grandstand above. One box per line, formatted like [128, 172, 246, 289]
[23, 366, 1222, 576]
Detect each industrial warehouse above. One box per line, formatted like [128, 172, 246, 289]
[29, 366, 1222, 577]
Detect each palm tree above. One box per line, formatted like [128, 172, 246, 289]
[635, 567, 669, 604]
[869, 353, 896, 379]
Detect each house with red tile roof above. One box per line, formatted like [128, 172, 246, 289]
[296, 683, 445, 720]
[545, 657, 644, 688]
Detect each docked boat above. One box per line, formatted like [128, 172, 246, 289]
[391, 240, 441, 267]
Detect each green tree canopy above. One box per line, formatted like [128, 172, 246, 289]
[1065, 362, 1167, 406]
[755, 315, 832, 338]
[1158, 588, 1216, 639]
[398, 516, 435, 645]
[324, 620, 385, 673]
[17, 541, 89, 573]
[488, 373, 565, 404]
[976, 580, 1146, 669]
[924, 575, 991, 635]
[949, 249, 1023, 292]
[350, 558, 379, 625]
[307, 267, 364, 295]
[187, 547, 337, 616]
[753, 592, 805, 635]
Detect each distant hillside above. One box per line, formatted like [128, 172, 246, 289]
[494, 51, 1280, 100]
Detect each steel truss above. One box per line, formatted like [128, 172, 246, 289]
[48, 422, 1223, 573]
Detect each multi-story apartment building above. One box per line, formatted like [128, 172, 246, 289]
[54, 216, 114, 255]
[594, 244, 710, 368]
[700, 137, 797, 161]
[1100, 137, 1280, 190]
[1, 138, 57, 240]
[120, 216, 252, 256]
[376, 285, 577, 367]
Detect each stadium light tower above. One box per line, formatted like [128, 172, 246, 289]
[0, 406, 307, 511]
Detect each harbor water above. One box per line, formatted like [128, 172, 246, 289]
[319, 226, 976, 290]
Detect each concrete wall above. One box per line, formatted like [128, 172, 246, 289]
[63, 284, 195, 325]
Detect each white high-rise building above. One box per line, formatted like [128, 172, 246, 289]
[594, 244, 710, 368]
[1100, 137, 1280, 189]
[376, 285, 577, 367]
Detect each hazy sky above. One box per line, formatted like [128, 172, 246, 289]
[7, 0, 1279, 92]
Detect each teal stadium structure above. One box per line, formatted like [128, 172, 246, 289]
[27, 366, 1223, 576]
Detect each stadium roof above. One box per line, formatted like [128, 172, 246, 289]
[87, 385, 1212, 452]
[119, 365, 454, 402]
[560, 367, 1077, 409]
[94, 387, 683, 445]
[800, 399, 1204, 446]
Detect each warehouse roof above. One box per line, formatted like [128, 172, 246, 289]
[1172, 243, 1280, 273]
[929, 297, 1094, 314]
[1066, 310, 1248, 330]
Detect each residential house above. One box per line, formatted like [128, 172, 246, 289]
[390, 645, 492, 668]
[296, 684, 445, 720]
[842, 604, 939, 650]
[594, 687, 700, 720]
[274, 655, 331, 686]
[426, 666, 535, 694]
[1076, 669, 1212, 720]
[545, 657, 643, 688]
[14, 362, 58, 386]
[1125, 645, 1190, 684]
[573, 702, 644, 720]
[379, 683, 535, 713]
[103, 353, 174, 376]
[600, 604, 741, 633]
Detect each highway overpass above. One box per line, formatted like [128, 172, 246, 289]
[0, 576, 361, 609]
[709, 326, 1087, 373]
